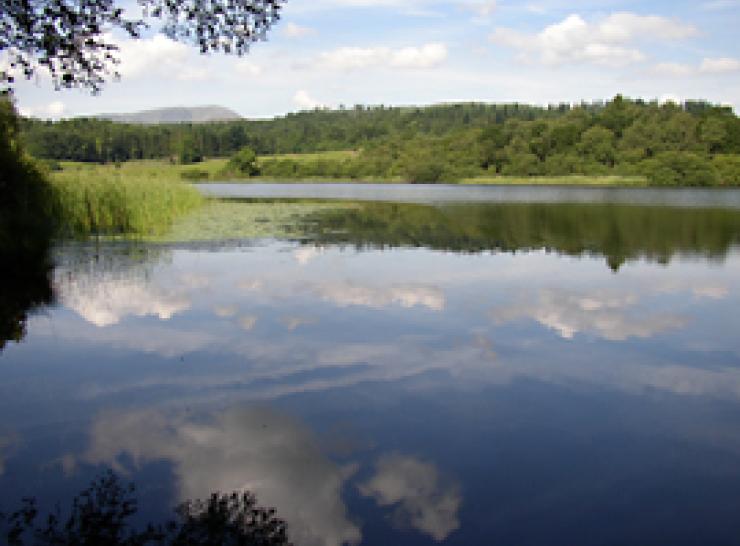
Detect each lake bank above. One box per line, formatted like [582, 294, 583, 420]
[54, 159, 653, 186]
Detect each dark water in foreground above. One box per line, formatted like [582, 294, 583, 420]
[2, 185, 740, 545]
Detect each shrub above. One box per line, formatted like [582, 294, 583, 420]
[712, 155, 740, 186]
[225, 146, 260, 177]
[640, 151, 718, 186]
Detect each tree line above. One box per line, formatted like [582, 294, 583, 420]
[20, 96, 740, 185]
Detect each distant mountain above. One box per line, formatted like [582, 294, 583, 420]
[97, 106, 243, 124]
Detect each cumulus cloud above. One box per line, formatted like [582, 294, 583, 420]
[359, 454, 461, 541]
[57, 275, 190, 327]
[463, 0, 497, 17]
[491, 288, 686, 341]
[318, 43, 447, 70]
[702, 0, 740, 9]
[654, 62, 694, 77]
[116, 34, 209, 81]
[84, 407, 361, 546]
[700, 57, 740, 73]
[314, 282, 445, 311]
[294, 89, 325, 110]
[283, 22, 316, 38]
[491, 12, 696, 67]
[234, 60, 263, 77]
[17, 101, 66, 119]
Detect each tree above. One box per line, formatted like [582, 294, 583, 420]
[225, 146, 259, 176]
[0, 99, 55, 350]
[1, 0, 284, 93]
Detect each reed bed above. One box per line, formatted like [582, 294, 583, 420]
[50, 170, 203, 237]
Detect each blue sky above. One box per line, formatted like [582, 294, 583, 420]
[9, 0, 740, 118]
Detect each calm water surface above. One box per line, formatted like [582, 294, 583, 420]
[2, 185, 740, 545]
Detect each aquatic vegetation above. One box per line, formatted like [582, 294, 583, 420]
[50, 168, 203, 237]
[151, 199, 358, 242]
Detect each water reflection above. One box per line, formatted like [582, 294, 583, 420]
[359, 454, 461, 542]
[83, 406, 361, 546]
[300, 202, 740, 271]
[4, 194, 740, 545]
[491, 287, 688, 341]
[0, 434, 16, 476]
[0, 243, 53, 350]
[54, 244, 189, 327]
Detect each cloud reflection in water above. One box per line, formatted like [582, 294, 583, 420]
[84, 407, 361, 546]
[359, 454, 462, 542]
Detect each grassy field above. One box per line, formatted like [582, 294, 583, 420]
[59, 158, 229, 182]
[55, 157, 649, 186]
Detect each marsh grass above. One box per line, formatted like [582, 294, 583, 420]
[51, 165, 203, 236]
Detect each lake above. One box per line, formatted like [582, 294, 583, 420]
[2, 184, 740, 545]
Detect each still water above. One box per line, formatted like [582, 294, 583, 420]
[2, 185, 740, 545]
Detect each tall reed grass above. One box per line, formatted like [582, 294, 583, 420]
[50, 170, 203, 237]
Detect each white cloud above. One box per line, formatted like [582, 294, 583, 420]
[17, 100, 66, 119]
[491, 12, 697, 67]
[359, 454, 461, 541]
[491, 288, 686, 341]
[116, 34, 210, 82]
[294, 89, 325, 110]
[463, 0, 497, 17]
[654, 62, 694, 77]
[702, 0, 740, 10]
[700, 57, 740, 73]
[84, 407, 361, 546]
[318, 43, 448, 71]
[235, 60, 263, 77]
[390, 43, 448, 69]
[283, 22, 316, 38]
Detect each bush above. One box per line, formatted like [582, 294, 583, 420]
[639, 151, 718, 186]
[225, 146, 259, 177]
[712, 155, 740, 186]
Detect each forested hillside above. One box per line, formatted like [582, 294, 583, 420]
[21, 96, 740, 185]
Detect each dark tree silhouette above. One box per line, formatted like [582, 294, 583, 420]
[0, 471, 292, 545]
[0, 0, 284, 92]
[0, 99, 55, 350]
